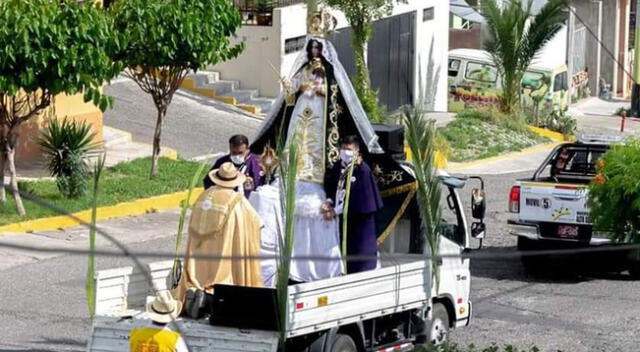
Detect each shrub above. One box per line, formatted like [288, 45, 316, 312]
[588, 139, 640, 243]
[37, 118, 101, 198]
[540, 108, 577, 136]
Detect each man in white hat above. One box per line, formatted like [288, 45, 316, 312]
[175, 162, 263, 306]
[129, 290, 188, 352]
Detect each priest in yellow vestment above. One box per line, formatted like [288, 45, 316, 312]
[175, 162, 263, 307]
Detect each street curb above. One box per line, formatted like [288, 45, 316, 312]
[446, 141, 563, 172]
[0, 188, 204, 235]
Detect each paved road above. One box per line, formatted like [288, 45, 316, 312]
[1, 173, 639, 351]
[103, 79, 263, 159]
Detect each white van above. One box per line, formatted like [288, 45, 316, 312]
[447, 48, 569, 112]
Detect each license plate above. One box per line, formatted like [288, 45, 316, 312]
[557, 225, 579, 238]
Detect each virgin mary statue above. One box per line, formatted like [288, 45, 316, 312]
[250, 10, 416, 284]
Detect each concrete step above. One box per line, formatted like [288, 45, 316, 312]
[224, 89, 259, 103]
[103, 126, 132, 148]
[247, 98, 276, 115]
[203, 80, 238, 96]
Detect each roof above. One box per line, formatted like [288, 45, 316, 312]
[448, 48, 565, 72]
[450, 0, 485, 23]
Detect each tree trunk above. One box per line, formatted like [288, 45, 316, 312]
[149, 106, 166, 179]
[6, 132, 25, 216]
[0, 129, 6, 204]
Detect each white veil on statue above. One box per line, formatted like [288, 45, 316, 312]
[254, 35, 384, 155]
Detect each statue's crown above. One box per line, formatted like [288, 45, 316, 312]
[308, 8, 337, 38]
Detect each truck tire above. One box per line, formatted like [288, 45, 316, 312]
[426, 303, 449, 345]
[330, 334, 357, 352]
[629, 262, 640, 280]
[517, 237, 545, 274]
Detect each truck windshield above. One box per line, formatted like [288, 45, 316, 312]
[536, 144, 608, 182]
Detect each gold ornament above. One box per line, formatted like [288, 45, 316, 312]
[308, 8, 337, 38]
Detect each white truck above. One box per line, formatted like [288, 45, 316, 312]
[86, 173, 487, 352]
[507, 136, 640, 275]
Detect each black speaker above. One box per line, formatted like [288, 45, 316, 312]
[373, 124, 405, 155]
[210, 284, 279, 331]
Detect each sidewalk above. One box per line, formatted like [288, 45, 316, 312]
[446, 142, 559, 175]
[0, 209, 181, 271]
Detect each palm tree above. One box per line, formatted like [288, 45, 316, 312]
[482, 0, 566, 114]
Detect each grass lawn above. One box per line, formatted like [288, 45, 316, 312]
[0, 157, 208, 226]
[439, 111, 548, 162]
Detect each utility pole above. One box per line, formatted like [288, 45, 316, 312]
[632, 0, 640, 116]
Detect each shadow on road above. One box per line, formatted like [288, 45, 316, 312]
[471, 245, 636, 284]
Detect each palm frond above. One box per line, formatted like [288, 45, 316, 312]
[86, 153, 106, 320]
[403, 104, 442, 292]
[275, 135, 299, 347]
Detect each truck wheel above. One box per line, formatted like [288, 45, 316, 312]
[518, 237, 544, 275]
[629, 262, 640, 280]
[426, 303, 450, 345]
[330, 334, 357, 352]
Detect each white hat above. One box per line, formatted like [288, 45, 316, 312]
[146, 290, 182, 324]
[208, 162, 246, 188]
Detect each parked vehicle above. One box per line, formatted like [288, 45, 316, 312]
[86, 172, 487, 352]
[447, 48, 569, 112]
[507, 135, 640, 275]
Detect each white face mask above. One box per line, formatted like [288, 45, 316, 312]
[230, 153, 246, 165]
[340, 149, 355, 164]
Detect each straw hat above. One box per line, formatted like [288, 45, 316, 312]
[146, 290, 182, 324]
[208, 162, 246, 188]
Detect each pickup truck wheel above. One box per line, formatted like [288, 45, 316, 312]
[518, 237, 545, 274]
[330, 334, 357, 352]
[629, 262, 640, 280]
[426, 303, 449, 345]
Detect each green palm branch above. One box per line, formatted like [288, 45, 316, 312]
[86, 153, 106, 319]
[403, 105, 442, 293]
[482, 0, 566, 114]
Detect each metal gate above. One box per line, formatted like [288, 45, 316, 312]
[329, 11, 416, 112]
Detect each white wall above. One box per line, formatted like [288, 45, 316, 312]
[213, 0, 450, 112]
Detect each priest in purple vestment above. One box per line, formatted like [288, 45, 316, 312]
[325, 135, 384, 274]
[204, 134, 265, 198]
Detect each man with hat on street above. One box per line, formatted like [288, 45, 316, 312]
[129, 290, 188, 352]
[176, 162, 263, 309]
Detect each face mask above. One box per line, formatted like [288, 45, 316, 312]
[230, 154, 246, 165]
[340, 149, 355, 164]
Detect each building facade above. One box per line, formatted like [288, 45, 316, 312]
[212, 0, 450, 113]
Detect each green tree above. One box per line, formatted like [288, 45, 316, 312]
[588, 140, 640, 243]
[482, 0, 566, 114]
[321, 0, 403, 122]
[0, 0, 121, 216]
[110, 0, 244, 179]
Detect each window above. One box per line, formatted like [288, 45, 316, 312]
[554, 71, 568, 92]
[439, 185, 465, 246]
[448, 59, 461, 77]
[522, 71, 545, 90]
[465, 62, 497, 82]
[284, 35, 306, 55]
[423, 7, 434, 21]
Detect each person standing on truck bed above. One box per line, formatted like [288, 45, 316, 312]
[325, 135, 384, 273]
[129, 291, 189, 352]
[203, 134, 264, 198]
[175, 162, 263, 309]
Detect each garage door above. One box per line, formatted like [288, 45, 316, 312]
[330, 11, 416, 112]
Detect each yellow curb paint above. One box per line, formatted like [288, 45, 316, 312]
[528, 126, 571, 142]
[446, 141, 563, 171]
[0, 188, 204, 235]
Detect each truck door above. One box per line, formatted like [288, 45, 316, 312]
[436, 185, 471, 320]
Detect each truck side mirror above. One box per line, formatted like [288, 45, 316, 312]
[471, 188, 486, 219]
[471, 222, 486, 239]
